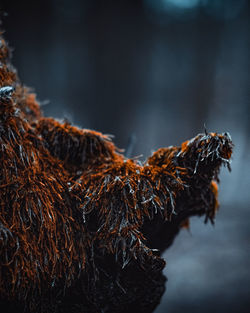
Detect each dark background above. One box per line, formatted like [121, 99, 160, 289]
[1, 0, 249, 312]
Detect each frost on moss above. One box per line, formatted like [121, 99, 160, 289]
[0, 33, 233, 313]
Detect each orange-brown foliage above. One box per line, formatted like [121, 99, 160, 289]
[0, 33, 233, 312]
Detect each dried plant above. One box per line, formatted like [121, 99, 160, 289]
[0, 32, 233, 313]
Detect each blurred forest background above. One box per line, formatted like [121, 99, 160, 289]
[1, 0, 249, 312]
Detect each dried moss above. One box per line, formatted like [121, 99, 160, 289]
[0, 33, 233, 313]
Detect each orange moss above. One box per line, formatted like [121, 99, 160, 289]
[211, 180, 219, 212]
[0, 31, 233, 312]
